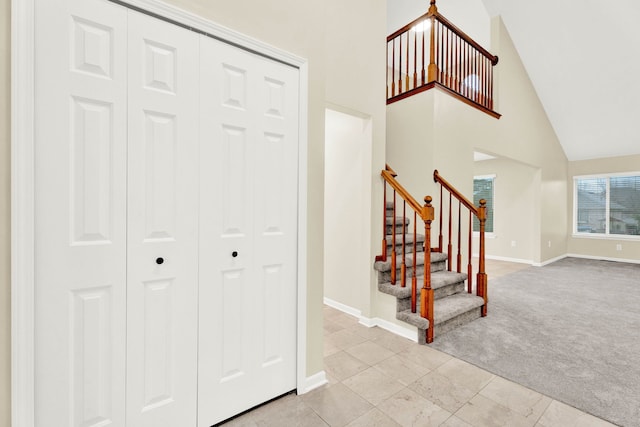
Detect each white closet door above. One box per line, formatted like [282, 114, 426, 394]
[197, 35, 299, 426]
[126, 10, 200, 427]
[34, 0, 128, 425]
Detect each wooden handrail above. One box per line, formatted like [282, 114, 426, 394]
[387, 8, 497, 65]
[382, 169, 423, 216]
[433, 169, 477, 215]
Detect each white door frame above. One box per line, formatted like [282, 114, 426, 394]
[11, 1, 310, 425]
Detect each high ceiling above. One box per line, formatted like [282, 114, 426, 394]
[388, 0, 640, 161]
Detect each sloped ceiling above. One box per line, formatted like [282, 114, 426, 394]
[388, 0, 640, 161]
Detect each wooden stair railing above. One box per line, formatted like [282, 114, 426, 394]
[387, 0, 500, 118]
[376, 165, 436, 342]
[433, 169, 488, 316]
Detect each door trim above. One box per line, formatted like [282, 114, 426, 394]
[11, 1, 310, 425]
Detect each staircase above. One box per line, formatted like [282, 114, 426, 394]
[375, 166, 489, 344]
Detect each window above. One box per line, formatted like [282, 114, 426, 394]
[473, 175, 494, 233]
[574, 174, 640, 237]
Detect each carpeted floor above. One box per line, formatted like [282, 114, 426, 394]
[432, 257, 640, 427]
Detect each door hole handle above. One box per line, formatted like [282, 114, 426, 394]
[232, 251, 238, 258]
[156, 257, 164, 265]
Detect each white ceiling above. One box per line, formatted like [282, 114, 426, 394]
[388, 0, 640, 161]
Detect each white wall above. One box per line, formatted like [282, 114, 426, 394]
[324, 109, 372, 310]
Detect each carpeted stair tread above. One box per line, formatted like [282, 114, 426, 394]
[396, 309, 430, 330]
[373, 252, 447, 272]
[377, 271, 467, 298]
[373, 251, 447, 272]
[386, 216, 410, 225]
[385, 233, 425, 245]
[433, 293, 484, 325]
[405, 251, 447, 267]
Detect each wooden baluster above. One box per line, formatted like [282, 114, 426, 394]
[467, 210, 473, 293]
[438, 184, 443, 252]
[391, 39, 396, 97]
[413, 26, 417, 89]
[439, 21, 444, 82]
[398, 36, 403, 95]
[477, 199, 488, 316]
[447, 29, 452, 88]
[421, 196, 435, 343]
[391, 190, 397, 285]
[456, 35, 461, 92]
[457, 200, 462, 273]
[421, 22, 426, 85]
[405, 32, 410, 91]
[412, 210, 417, 313]
[447, 192, 452, 271]
[376, 181, 388, 262]
[401, 201, 407, 287]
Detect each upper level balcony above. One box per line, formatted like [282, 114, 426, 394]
[387, 0, 500, 118]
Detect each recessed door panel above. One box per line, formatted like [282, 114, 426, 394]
[126, 10, 199, 427]
[35, 0, 128, 425]
[198, 35, 299, 427]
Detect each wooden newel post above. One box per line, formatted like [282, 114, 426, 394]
[421, 196, 435, 343]
[477, 199, 488, 316]
[427, 1, 439, 83]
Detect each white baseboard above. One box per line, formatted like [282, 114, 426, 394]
[567, 253, 640, 265]
[299, 371, 328, 394]
[323, 297, 361, 318]
[484, 254, 534, 265]
[532, 254, 568, 267]
[323, 297, 418, 342]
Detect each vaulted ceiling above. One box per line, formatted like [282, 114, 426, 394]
[388, 0, 640, 161]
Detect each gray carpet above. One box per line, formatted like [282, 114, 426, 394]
[431, 257, 640, 427]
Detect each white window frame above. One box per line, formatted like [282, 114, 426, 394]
[473, 174, 496, 237]
[573, 172, 640, 240]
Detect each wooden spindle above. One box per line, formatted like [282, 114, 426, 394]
[447, 192, 452, 270]
[467, 210, 473, 293]
[391, 190, 397, 285]
[421, 23, 426, 85]
[401, 201, 407, 287]
[412, 210, 417, 313]
[457, 200, 462, 273]
[376, 182, 388, 262]
[391, 39, 396, 97]
[405, 33, 410, 91]
[438, 184, 443, 252]
[398, 36, 403, 95]
[413, 30, 424, 89]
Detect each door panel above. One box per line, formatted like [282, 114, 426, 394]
[198, 35, 299, 426]
[35, 0, 128, 425]
[126, 10, 200, 427]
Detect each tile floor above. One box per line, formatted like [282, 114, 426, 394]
[220, 260, 616, 427]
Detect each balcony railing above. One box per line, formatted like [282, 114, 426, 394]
[387, 0, 500, 118]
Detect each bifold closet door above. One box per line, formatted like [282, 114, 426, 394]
[126, 9, 200, 427]
[34, 0, 128, 425]
[197, 35, 300, 426]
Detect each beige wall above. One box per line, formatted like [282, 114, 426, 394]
[568, 154, 640, 262]
[1, 0, 10, 424]
[474, 158, 538, 262]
